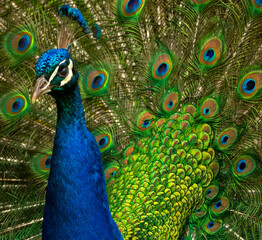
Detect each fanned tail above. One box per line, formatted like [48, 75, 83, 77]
[0, 0, 261, 239]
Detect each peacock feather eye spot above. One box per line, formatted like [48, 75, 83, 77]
[46, 157, 51, 165]
[4, 28, 36, 65]
[137, 112, 154, 131]
[206, 49, 214, 57]
[200, 98, 219, 118]
[207, 222, 215, 229]
[12, 98, 23, 112]
[163, 92, 178, 113]
[220, 135, 228, 145]
[203, 107, 210, 115]
[233, 156, 256, 178]
[238, 71, 262, 99]
[33, 154, 52, 174]
[157, 63, 168, 76]
[99, 138, 105, 145]
[120, 0, 145, 17]
[200, 38, 222, 66]
[152, 54, 172, 81]
[206, 189, 212, 196]
[93, 76, 102, 85]
[95, 133, 112, 152]
[105, 167, 119, 180]
[45, 156, 52, 169]
[18, 35, 30, 51]
[3, 94, 28, 118]
[128, 0, 139, 9]
[205, 220, 222, 233]
[214, 200, 222, 209]
[212, 197, 229, 214]
[237, 159, 247, 173]
[252, 0, 262, 10]
[205, 185, 218, 199]
[124, 145, 134, 157]
[142, 119, 151, 128]
[195, 208, 207, 218]
[84, 69, 109, 95]
[203, 48, 215, 62]
[11, 31, 34, 55]
[168, 101, 174, 108]
[242, 79, 256, 93]
[98, 136, 108, 148]
[218, 127, 238, 149]
[92, 74, 105, 89]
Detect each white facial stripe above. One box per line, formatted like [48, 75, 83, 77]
[48, 66, 59, 83]
[49, 59, 67, 83]
[60, 59, 73, 86]
[60, 59, 67, 65]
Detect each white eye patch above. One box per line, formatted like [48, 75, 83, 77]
[48, 59, 73, 86]
[49, 59, 66, 83]
[60, 59, 73, 86]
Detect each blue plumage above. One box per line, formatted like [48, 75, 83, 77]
[59, 5, 89, 33]
[34, 49, 123, 239]
[35, 49, 71, 78]
[59, 4, 101, 39]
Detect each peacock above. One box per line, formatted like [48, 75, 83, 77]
[0, 0, 262, 239]
[30, 5, 124, 239]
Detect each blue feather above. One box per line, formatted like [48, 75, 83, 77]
[43, 86, 122, 239]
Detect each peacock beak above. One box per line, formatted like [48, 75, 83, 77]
[31, 75, 52, 103]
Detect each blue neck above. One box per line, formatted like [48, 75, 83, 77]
[55, 85, 86, 133]
[42, 83, 123, 240]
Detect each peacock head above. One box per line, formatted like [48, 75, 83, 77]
[32, 48, 78, 103]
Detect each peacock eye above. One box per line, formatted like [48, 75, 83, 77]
[58, 66, 69, 78]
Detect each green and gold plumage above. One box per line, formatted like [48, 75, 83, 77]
[0, 0, 262, 239]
